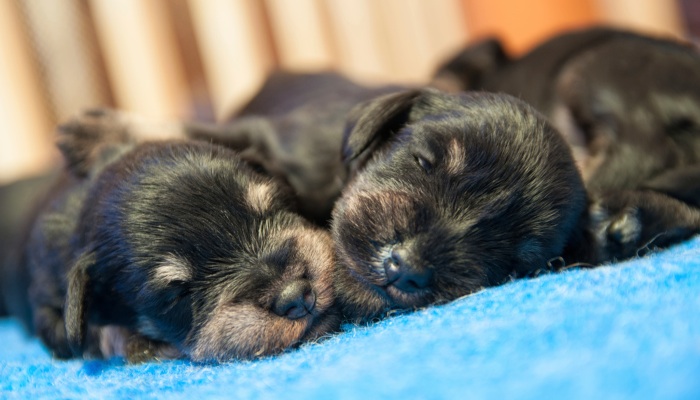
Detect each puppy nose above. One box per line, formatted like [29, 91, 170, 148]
[383, 247, 432, 292]
[273, 280, 316, 319]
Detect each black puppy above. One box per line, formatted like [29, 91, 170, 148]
[9, 110, 338, 362]
[183, 74, 587, 321]
[434, 27, 700, 263]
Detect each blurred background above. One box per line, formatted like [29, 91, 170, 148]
[0, 0, 697, 185]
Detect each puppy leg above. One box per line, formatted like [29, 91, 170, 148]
[589, 190, 700, 263]
[184, 117, 281, 174]
[641, 165, 700, 208]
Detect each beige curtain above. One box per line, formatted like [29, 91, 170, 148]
[0, 0, 687, 184]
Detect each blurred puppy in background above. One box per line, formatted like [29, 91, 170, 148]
[0, 172, 57, 323]
[434, 27, 700, 264]
[185, 74, 587, 322]
[1, 110, 338, 362]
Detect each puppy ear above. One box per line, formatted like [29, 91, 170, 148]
[57, 108, 133, 177]
[342, 90, 423, 173]
[64, 251, 96, 357]
[432, 38, 508, 92]
[641, 165, 700, 208]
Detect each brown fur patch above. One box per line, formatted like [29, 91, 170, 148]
[245, 183, 274, 214]
[150, 255, 192, 288]
[190, 303, 308, 362]
[445, 138, 466, 175]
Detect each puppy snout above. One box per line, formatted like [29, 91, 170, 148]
[273, 280, 316, 319]
[383, 247, 432, 292]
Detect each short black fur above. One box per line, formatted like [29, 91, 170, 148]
[9, 113, 339, 362]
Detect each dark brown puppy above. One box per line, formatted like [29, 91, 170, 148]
[434, 27, 700, 264]
[9, 111, 337, 362]
[185, 74, 587, 321]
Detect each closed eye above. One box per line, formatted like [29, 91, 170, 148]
[667, 117, 696, 136]
[414, 155, 433, 173]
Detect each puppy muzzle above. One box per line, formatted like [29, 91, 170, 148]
[382, 245, 433, 293]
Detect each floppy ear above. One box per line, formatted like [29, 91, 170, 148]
[341, 90, 423, 174]
[57, 108, 133, 178]
[432, 38, 508, 92]
[64, 251, 96, 357]
[641, 165, 700, 208]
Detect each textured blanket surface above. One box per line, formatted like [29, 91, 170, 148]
[2, 237, 699, 399]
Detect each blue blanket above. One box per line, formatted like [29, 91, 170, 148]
[2, 237, 699, 399]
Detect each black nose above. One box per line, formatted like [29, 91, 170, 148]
[273, 280, 316, 319]
[383, 247, 432, 292]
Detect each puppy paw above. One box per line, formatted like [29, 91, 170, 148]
[59, 107, 133, 141]
[57, 108, 134, 177]
[57, 108, 185, 177]
[590, 190, 700, 262]
[123, 334, 181, 363]
[60, 107, 184, 143]
[604, 206, 642, 252]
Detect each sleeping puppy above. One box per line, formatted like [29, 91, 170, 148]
[12, 110, 337, 362]
[331, 90, 585, 319]
[434, 27, 700, 263]
[181, 73, 587, 321]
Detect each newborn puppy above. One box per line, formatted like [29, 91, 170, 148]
[331, 90, 585, 319]
[434, 27, 700, 263]
[183, 74, 587, 321]
[14, 111, 337, 362]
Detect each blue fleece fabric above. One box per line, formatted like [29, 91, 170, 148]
[2, 237, 699, 399]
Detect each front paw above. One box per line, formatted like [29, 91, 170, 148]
[124, 335, 174, 364]
[57, 108, 186, 177]
[62, 108, 184, 141]
[590, 190, 700, 263]
[99, 326, 182, 363]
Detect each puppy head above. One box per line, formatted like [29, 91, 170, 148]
[67, 141, 338, 362]
[551, 33, 700, 193]
[332, 90, 586, 320]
